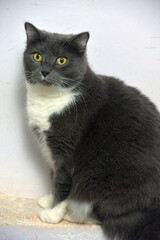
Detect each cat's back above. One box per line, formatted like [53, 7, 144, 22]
[96, 75, 160, 150]
[82, 74, 160, 166]
[99, 75, 160, 125]
[74, 75, 160, 200]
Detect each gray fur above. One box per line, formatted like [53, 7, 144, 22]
[24, 23, 160, 240]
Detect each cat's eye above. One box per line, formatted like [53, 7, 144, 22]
[33, 53, 42, 62]
[56, 57, 67, 66]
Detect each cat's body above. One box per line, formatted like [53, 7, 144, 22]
[24, 23, 160, 240]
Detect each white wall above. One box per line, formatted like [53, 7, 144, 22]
[0, 0, 160, 198]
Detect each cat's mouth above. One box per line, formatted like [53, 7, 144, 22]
[35, 75, 59, 87]
[39, 77, 54, 86]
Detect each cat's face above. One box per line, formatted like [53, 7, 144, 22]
[24, 23, 89, 88]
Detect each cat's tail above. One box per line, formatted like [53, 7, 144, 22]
[101, 204, 160, 240]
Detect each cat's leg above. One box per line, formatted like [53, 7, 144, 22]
[38, 170, 54, 208]
[63, 211, 100, 225]
[40, 165, 72, 224]
[63, 200, 100, 225]
[38, 193, 54, 208]
[40, 200, 68, 224]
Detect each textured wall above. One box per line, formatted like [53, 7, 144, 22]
[0, 0, 160, 197]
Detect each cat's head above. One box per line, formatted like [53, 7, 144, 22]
[24, 22, 89, 88]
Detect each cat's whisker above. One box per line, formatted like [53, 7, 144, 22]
[60, 80, 73, 89]
[60, 77, 97, 104]
[79, 92, 88, 110]
[79, 83, 97, 104]
[59, 79, 89, 110]
[60, 76, 75, 83]
[59, 82, 78, 124]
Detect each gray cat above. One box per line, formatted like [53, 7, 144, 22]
[24, 22, 160, 240]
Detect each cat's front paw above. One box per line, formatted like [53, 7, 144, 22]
[38, 194, 54, 208]
[40, 201, 68, 224]
[40, 208, 62, 223]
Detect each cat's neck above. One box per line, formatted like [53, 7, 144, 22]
[26, 82, 75, 99]
[78, 66, 105, 95]
[26, 82, 79, 131]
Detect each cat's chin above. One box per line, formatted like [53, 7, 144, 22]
[41, 76, 53, 85]
[39, 81, 53, 87]
[29, 79, 54, 87]
[39, 77, 61, 87]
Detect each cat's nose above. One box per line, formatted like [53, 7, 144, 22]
[41, 71, 49, 77]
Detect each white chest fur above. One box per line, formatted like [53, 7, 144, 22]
[26, 83, 77, 132]
[26, 83, 77, 168]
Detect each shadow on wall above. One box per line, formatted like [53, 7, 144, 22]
[16, 62, 51, 195]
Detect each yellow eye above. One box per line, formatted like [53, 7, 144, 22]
[33, 53, 42, 62]
[57, 57, 67, 66]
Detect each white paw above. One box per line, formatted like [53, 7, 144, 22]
[40, 208, 62, 223]
[40, 201, 68, 224]
[38, 194, 54, 209]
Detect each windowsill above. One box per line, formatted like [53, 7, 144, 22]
[0, 193, 106, 239]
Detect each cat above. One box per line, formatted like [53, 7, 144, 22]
[24, 22, 160, 240]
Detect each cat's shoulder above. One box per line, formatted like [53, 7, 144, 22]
[99, 74, 147, 100]
[99, 74, 135, 94]
[98, 74, 159, 116]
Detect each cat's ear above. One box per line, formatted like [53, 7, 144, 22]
[24, 22, 41, 44]
[69, 32, 89, 53]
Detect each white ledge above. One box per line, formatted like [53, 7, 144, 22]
[0, 193, 106, 240]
